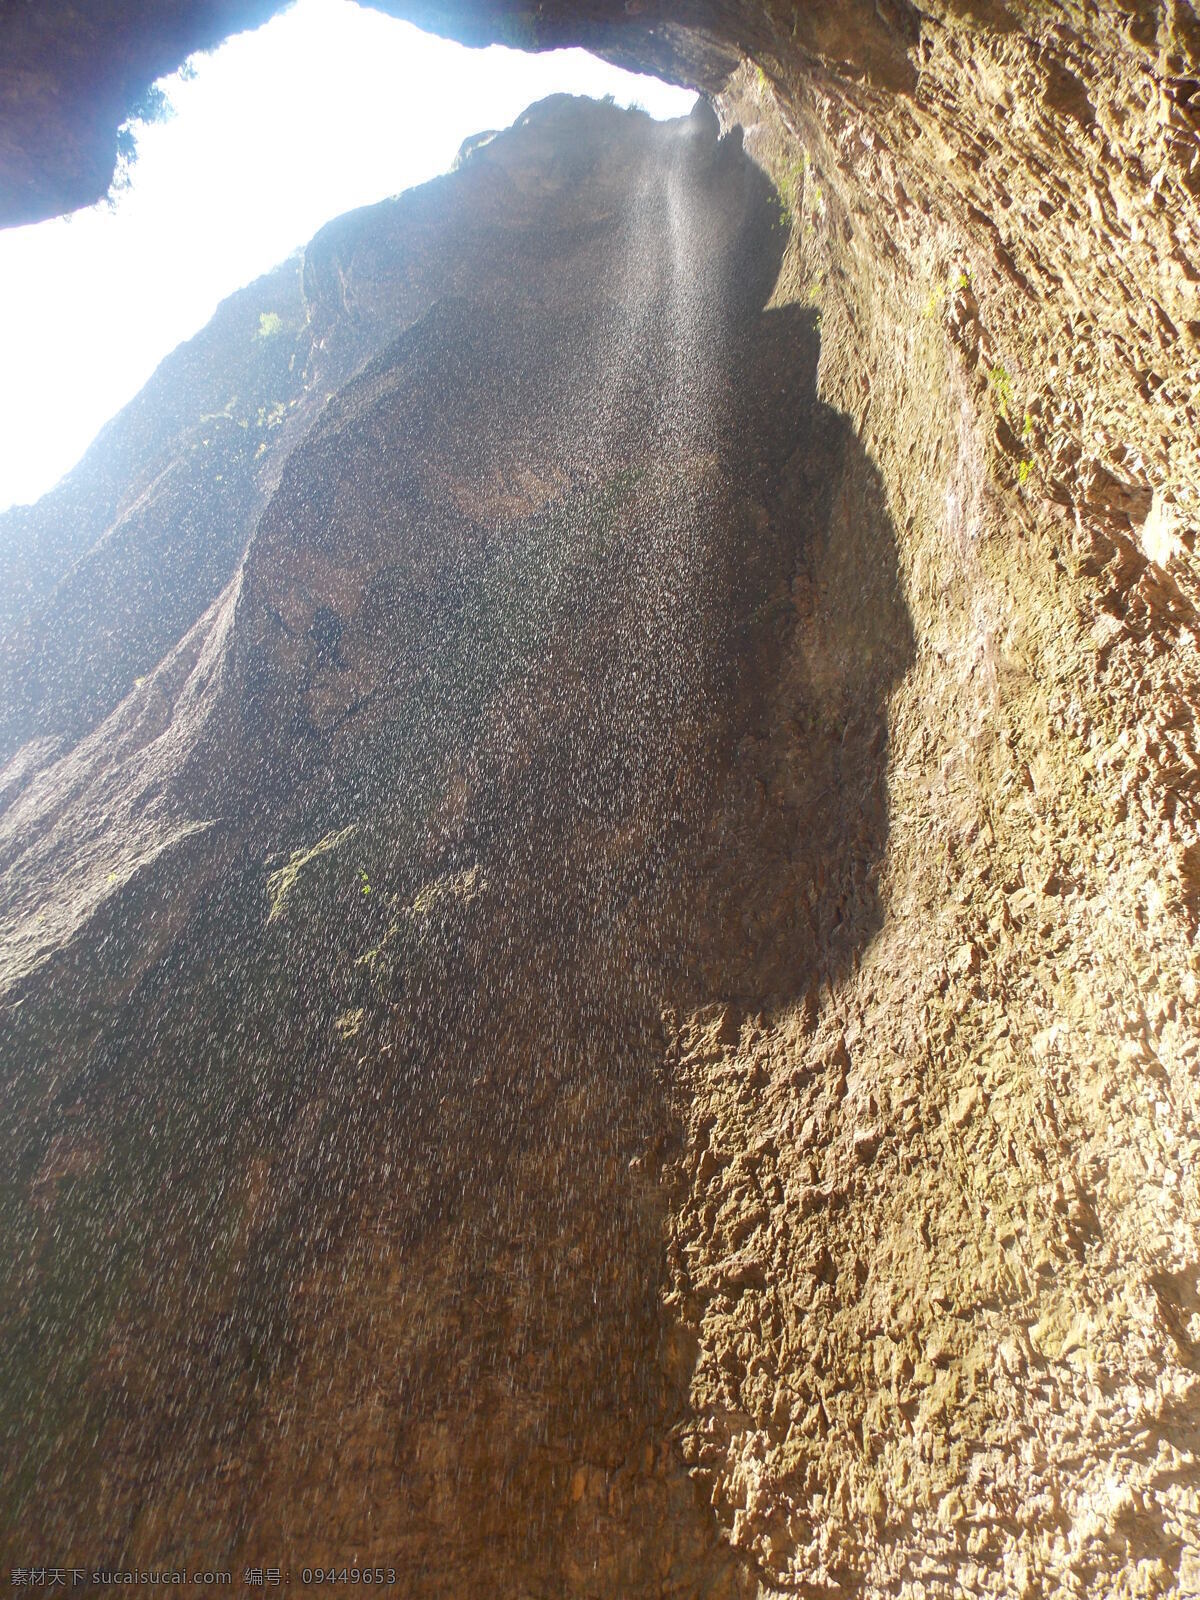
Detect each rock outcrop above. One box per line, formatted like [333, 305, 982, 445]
[2, 1, 1200, 1594]
[1, 96, 900, 1588]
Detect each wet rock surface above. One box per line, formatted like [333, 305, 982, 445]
[0, 96, 908, 1588]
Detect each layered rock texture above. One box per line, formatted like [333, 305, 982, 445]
[2, 2, 1200, 1597]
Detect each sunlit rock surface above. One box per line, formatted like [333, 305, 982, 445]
[3, 30, 1200, 1596]
[0, 95, 907, 1586]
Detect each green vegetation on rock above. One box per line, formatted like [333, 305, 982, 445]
[265, 825, 357, 922]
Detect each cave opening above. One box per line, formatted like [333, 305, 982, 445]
[0, 0, 695, 512]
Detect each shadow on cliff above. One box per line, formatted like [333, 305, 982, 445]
[0, 110, 914, 1591]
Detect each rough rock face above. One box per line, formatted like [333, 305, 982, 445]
[2, 4, 1200, 1598]
[2, 96, 898, 1588]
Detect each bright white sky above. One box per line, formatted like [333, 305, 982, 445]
[0, 0, 695, 512]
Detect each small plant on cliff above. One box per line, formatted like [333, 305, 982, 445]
[335, 1007, 366, 1041]
[110, 83, 174, 197]
[265, 826, 356, 922]
[255, 400, 287, 429]
[988, 362, 1015, 422]
[923, 267, 972, 321]
[928, 265, 972, 321]
[775, 159, 807, 227]
[128, 83, 173, 128]
[257, 311, 284, 340]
